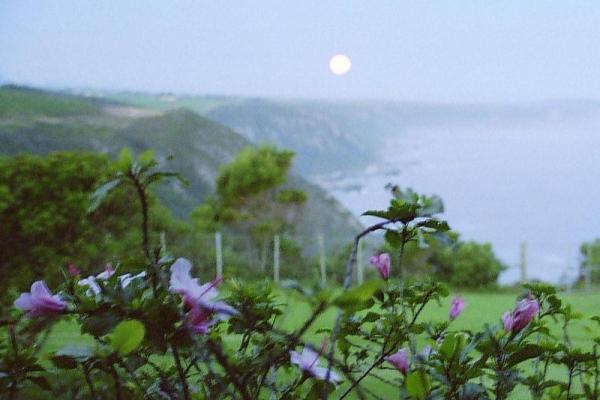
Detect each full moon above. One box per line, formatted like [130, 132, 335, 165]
[329, 54, 352, 75]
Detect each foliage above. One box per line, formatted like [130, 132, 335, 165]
[580, 238, 600, 283]
[2, 161, 600, 400]
[0, 151, 186, 297]
[0, 85, 361, 252]
[193, 145, 308, 274]
[436, 240, 506, 288]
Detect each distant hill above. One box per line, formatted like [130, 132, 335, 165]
[95, 91, 600, 179]
[0, 85, 362, 250]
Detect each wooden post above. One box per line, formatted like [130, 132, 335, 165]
[318, 234, 326, 286]
[357, 238, 364, 284]
[519, 242, 527, 284]
[215, 231, 223, 278]
[273, 234, 280, 283]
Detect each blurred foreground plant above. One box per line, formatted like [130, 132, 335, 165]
[1, 153, 599, 400]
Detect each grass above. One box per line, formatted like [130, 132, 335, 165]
[0, 86, 100, 117]
[42, 288, 600, 399]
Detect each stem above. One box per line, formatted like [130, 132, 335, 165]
[130, 172, 151, 262]
[171, 345, 191, 400]
[207, 339, 252, 400]
[119, 360, 158, 400]
[110, 365, 123, 400]
[82, 363, 99, 400]
[566, 365, 574, 400]
[323, 219, 401, 398]
[337, 289, 435, 400]
[594, 345, 599, 400]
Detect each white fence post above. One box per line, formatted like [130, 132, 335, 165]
[318, 234, 326, 286]
[519, 242, 527, 284]
[215, 231, 223, 278]
[273, 234, 280, 283]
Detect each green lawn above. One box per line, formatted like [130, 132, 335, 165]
[43, 289, 600, 399]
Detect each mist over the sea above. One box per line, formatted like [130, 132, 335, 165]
[317, 112, 600, 284]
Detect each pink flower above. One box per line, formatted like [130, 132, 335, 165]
[289, 346, 341, 384]
[369, 253, 391, 280]
[97, 264, 115, 280]
[502, 311, 514, 332]
[386, 348, 409, 375]
[169, 258, 237, 333]
[68, 264, 80, 277]
[187, 306, 216, 334]
[502, 297, 540, 334]
[14, 281, 67, 317]
[449, 296, 466, 320]
[78, 264, 117, 296]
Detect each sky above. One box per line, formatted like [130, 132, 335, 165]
[1, 1, 600, 102]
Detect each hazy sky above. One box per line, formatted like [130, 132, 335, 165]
[1, 1, 599, 102]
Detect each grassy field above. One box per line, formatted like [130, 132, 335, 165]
[43, 289, 600, 399]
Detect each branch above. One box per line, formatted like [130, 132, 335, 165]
[207, 339, 252, 400]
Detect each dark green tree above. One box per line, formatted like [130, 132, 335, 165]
[0, 151, 186, 294]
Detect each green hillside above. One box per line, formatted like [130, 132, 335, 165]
[0, 85, 362, 250]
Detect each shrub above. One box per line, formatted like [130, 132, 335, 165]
[1, 156, 599, 400]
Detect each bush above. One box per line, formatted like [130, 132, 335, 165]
[2, 159, 599, 400]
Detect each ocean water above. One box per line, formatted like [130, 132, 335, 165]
[318, 116, 600, 284]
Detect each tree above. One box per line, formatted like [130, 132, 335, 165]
[580, 238, 600, 283]
[192, 145, 307, 274]
[0, 151, 186, 294]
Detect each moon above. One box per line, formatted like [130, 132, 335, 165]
[329, 54, 352, 75]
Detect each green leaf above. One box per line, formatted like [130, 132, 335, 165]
[384, 230, 403, 248]
[138, 149, 155, 166]
[116, 148, 133, 171]
[418, 219, 450, 232]
[109, 320, 145, 356]
[28, 376, 51, 390]
[405, 371, 430, 400]
[362, 210, 391, 219]
[88, 178, 121, 213]
[51, 345, 94, 369]
[333, 280, 383, 312]
[82, 313, 121, 337]
[439, 334, 457, 359]
[507, 344, 544, 367]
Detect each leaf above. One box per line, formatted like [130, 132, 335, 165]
[28, 376, 51, 390]
[418, 219, 450, 232]
[82, 313, 121, 337]
[116, 148, 133, 171]
[304, 381, 335, 399]
[417, 195, 444, 216]
[333, 280, 383, 312]
[506, 344, 544, 367]
[109, 320, 145, 356]
[88, 178, 121, 213]
[439, 334, 457, 359]
[384, 230, 403, 248]
[405, 371, 430, 400]
[362, 210, 391, 219]
[138, 149, 155, 166]
[51, 345, 94, 369]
